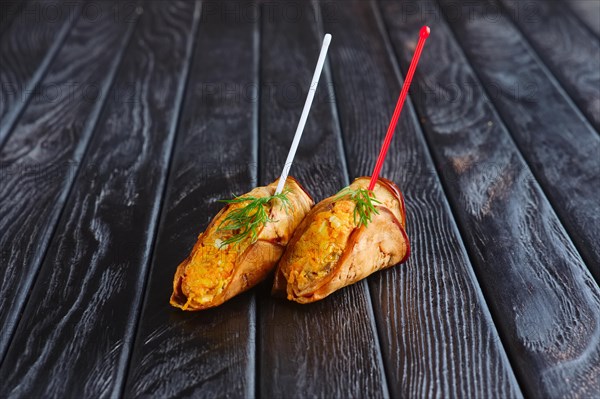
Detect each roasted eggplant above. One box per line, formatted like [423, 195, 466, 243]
[171, 177, 313, 310]
[272, 177, 409, 303]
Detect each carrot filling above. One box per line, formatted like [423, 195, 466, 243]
[180, 240, 240, 308]
[286, 200, 356, 293]
[180, 201, 263, 309]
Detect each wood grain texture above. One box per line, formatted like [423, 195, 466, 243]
[0, 0, 23, 34]
[123, 2, 258, 397]
[563, 0, 600, 37]
[380, 0, 600, 397]
[257, 1, 388, 397]
[498, 0, 600, 132]
[438, 0, 600, 289]
[320, 1, 523, 397]
[0, 2, 197, 397]
[0, 0, 135, 363]
[0, 0, 79, 146]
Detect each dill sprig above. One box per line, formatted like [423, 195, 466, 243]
[216, 190, 292, 247]
[334, 187, 381, 227]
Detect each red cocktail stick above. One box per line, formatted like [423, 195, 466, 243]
[368, 26, 430, 191]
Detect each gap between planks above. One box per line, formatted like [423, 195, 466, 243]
[378, 0, 531, 390]
[0, 1, 81, 148]
[0, 3, 140, 365]
[114, 2, 203, 398]
[311, 1, 392, 396]
[252, 3, 261, 399]
[379, 0, 599, 396]
[434, 0, 599, 285]
[368, 0, 524, 395]
[495, 0, 600, 135]
[561, 0, 600, 39]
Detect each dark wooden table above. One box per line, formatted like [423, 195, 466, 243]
[1, 0, 599, 398]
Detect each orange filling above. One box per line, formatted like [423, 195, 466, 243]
[180, 239, 243, 309]
[286, 200, 356, 292]
[180, 201, 263, 309]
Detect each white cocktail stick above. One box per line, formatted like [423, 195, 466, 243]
[275, 33, 332, 195]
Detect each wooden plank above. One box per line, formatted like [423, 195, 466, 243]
[0, 0, 23, 34]
[498, 0, 600, 132]
[319, 1, 523, 397]
[379, 0, 600, 397]
[123, 1, 258, 397]
[0, 0, 79, 146]
[439, 0, 600, 285]
[563, 0, 600, 37]
[257, 1, 388, 397]
[0, 2, 198, 397]
[0, 0, 136, 363]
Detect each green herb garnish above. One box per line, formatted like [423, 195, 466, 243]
[216, 190, 291, 247]
[334, 187, 381, 227]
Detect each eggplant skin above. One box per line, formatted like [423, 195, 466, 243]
[272, 177, 410, 304]
[171, 177, 313, 311]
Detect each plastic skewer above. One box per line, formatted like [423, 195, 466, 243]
[275, 34, 332, 195]
[368, 26, 430, 191]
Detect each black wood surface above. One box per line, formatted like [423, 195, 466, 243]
[438, 0, 600, 284]
[563, 0, 600, 37]
[0, 2, 197, 397]
[123, 1, 257, 397]
[0, 0, 78, 146]
[498, 0, 600, 133]
[321, 1, 523, 397]
[1, 0, 598, 397]
[0, 0, 23, 34]
[380, 0, 600, 397]
[257, 2, 388, 397]
[0, 0, 135, 363]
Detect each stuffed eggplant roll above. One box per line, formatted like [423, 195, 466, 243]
[171, 177, 313, 310]
[272, 177, 409, 304]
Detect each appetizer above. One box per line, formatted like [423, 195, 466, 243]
[171, 33, 332, 311]
[272, 176, 409, 303]
[271, 26, 429, 304]
[171, 177, 313, 310]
